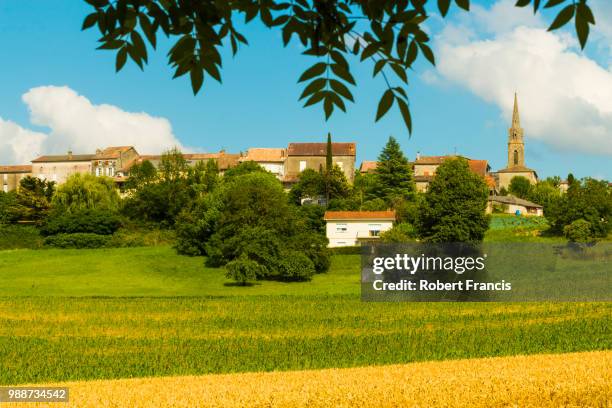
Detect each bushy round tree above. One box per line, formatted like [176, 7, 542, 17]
[417, 158, 489, 242]
[52, 173, 119, 212]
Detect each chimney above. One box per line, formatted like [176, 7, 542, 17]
[67, 149, 73, 160]
[416, 151, 420, 160]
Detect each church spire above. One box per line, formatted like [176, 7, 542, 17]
[512, 92, 520, 128]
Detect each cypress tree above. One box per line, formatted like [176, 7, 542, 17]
[326, 132, 333, 170]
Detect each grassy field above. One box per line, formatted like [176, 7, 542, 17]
[0, 248, 610, 384]
[5, 351, 608, 408]
[0, 214, 610, 388]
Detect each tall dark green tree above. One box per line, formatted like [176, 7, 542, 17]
[326, 132, 333, 171]
[374, 136, 415, 202]
[417, 158, 489, 243]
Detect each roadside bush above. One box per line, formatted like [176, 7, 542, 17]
[109, 228, 175, 248]
[44, 233, 111, 249]
[41, 209, 122, 236]
[0, 224, 43, 250]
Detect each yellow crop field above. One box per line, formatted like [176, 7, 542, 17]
[5, 351, 610, 408]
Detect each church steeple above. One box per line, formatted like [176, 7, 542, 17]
[507, 93, 525, 168]
[512, 92, 520, 128]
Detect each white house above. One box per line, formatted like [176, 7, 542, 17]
[487, 195, 543, 216]
[324, 211, 396, 248]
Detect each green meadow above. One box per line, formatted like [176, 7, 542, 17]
[0, 245, 611, 385]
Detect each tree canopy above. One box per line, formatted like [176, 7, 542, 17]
[417, 157, 489, 242]
[81, 0, 596, 133]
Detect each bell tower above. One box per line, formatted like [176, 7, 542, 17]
[507, 93, 525, 168]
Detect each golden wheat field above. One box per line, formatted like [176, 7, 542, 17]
[5, 351, 610, 408]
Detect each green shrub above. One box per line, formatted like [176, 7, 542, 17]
[225, 254, 266, 285]
[41, 209, 122, 236]
[108, 228, 175, 248]
[380, 223, 417, 243]
[0, 224, 43, 250]
[563, 219, 594, 243]
[44, 233, 111, 249]
[273, 251, 316, 281]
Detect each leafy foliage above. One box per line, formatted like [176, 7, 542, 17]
[508, 176, 532, 199]
[44, 233, 112, 249]
[2, 177, 55, 223]
[53, 173, 119, 213]
[373, 136, 415, 203]
[380, 222, 417, 243]
[175, 169, 330, 282]
[122, 148, 217, 225]
[81, 0, 595, 133]
[41, 208, 122, 236]
[563, 219, 594, 244]
[417, 157, 489, 242]
[546, 177, 610, 238]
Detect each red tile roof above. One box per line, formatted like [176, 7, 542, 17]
[324, 211, 396, 221]
[359, 161, 378, 173]
[241, 148, 286, 162]
[468, 160, 489, 177]
[95, 146, 134, 159]
[287, 142, 356, 156]
[0, 165, 32, 173]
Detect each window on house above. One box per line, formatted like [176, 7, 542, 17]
[336, 224, 348, 233]
[337, 162, 344, 170]
[109, 167, 115, 177]
[3, 174, 7, 183]
[2, 185, 7, 193]
[95, 167, 102, 177]
[299, 161, 307, 172]
[368, 224, 382, 237]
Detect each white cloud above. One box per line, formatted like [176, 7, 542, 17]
[431, 0, 612, 156]
[0, 119, 47, 165]
[0, 86, 185, 164]
[23, 86, 184, 155]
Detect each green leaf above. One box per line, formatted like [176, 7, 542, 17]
[115, 47, 127, 72]
[299, 78, 327, 100]
[406, 41, 418, 66]
[397, 98, 413, 134]
[575, 4, 590, 49]
[82, 13, 98, 30]
[454, 0, 470, 11]
[438, 0, 451, 17]
[329, 79, 354, 102]
[544, 0, 566, 8]
[329, 92, 346, 112]
[390, 63, 408, 84]
[548, 4, 575, 31]
[376, 89, 394, 122]
[515, 0, 531, 6]
[303, 91, 326, 108]
[361, 43, 379, 61]
[330, 64, 356, 85]
[418, 42, 436, 66]
[324, 96, 334, 120]
[190, 67, 203, 95]
[533, 0, 541, 13]
[131, 31, 148, 63]
[373, 59, 387, 76]
[298, 62, 327, 83]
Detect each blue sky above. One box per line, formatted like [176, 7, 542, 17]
[0, 0, 610, 180]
